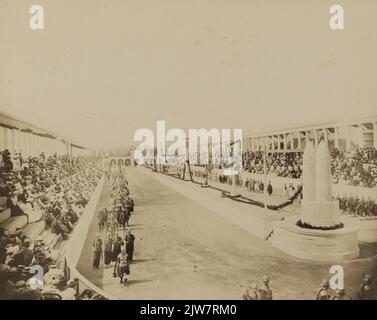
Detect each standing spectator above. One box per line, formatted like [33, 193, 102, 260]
[92, 234, 103, 269]
[104, 234, 113, 268]
[267, 181, 273, 196]
[125, 229, 135, 262]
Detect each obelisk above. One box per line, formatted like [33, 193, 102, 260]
[301, 140, 340, 228]
[300, 140, 316, 224]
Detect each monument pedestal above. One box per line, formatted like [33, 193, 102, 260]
[272, 216, 359, 261]
[301, 199, 340, 228]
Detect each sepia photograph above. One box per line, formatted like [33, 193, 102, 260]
[0, 0, 376, 310]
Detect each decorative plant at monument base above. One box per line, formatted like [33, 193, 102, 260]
[296, 219, 344, 230]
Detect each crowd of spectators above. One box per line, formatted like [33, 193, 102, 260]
[242, 151, 303, 178]
[331, 148, 377, 188]
[338, 196, 377, 217]
[242, 147, 377, 188]
[0, 149, 103, 299]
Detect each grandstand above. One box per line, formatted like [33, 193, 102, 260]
[0, 111, 90, 158]
[245, 115, 377, 152]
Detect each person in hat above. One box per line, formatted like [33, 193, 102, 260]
[116, 205, 126, 229]
[125, 229, 135, 262]
[357, 274, 375, 300]
[92, 233, 103, 269]
[331, 288, 352, 300]
[104, 233, 113, 268]
[258, 276, 272, 300]
[59, 279, 78, 300]
[98, 208, 107, 231]
[125, 195, 134, 214]
[112, 235, 123, 262]
[315, 279, 331, 300]
[242, 283, 259, 300]
[114, 249, 130, 284]
[267, 181, 273, 196]
[13, 237, 34, 267]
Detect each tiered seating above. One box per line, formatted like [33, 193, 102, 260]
[0, 150, 102, 300]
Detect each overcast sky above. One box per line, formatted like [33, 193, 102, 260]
[0, 0, 376, 149]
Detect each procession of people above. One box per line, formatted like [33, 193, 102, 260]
[93, 167, 136, 285]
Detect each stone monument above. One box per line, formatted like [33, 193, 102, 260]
[300, 141, 341, 228]
[272, 140, 359, 261]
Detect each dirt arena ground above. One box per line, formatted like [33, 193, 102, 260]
[77, 167, 376, 300]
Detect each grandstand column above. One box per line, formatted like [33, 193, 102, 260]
[57, 140, 61, 155]
[49, 139, 53, 155]
[263, 136, 268, 150]
[41, 137, 47, 156]
[31, 134, 36, 156]
[26, 132, 32, 157]
[29, 134, 33, 156]
[22, 132, 28, 156]
[27, 133, 31, 156]
[334, 127, 340, 149]
[49, 138, 53, 156]
[54, 139, 59, 155]
[22, 132, 27, 155]
[358, 124, 365, 148]
[52, 139, 56, 155]
[7, 128, 16, 154]
[283, 134, 288, 150]
[3, 128, 8, 151]
[20, 131, 26, 156]
[28, 132, 34, 156]
[0, 127, 6, 150]
[17, 130, 22, 153]
[18, 131, 24, 155]
[45, 138, 50, 156]
[374, 122, 377, 149]
[289, 133, 294, 150]
[13, 130, 19, 153]
[323, 128, 328, 144]
[35, 135, 39, 155]
[277, 135, 281, 150]
[59, 140, 63, 155]
[297, 132, 302, 150]
[39, 137, 43, 155]
[35, 135, 40, 156]
[50, 138, 55, 155]
[345, 125, 351, 151]
[314, 130, 318, 146]
[8, 128, 16, 154]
